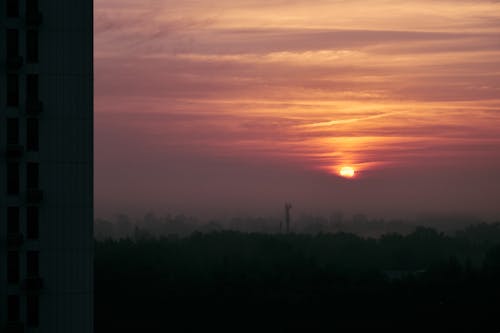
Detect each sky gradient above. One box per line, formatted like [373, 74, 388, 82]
[94, 0, 500, 220]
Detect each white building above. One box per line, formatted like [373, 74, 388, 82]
[1, 0, 93, 332]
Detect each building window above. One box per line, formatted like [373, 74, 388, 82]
[27, 118, 39, 151]
[26, 0, 39, 13]
[7, 118, 19, 145]
[8, 295, 20, 322]
[26, 30, 39, 63]
[27, 251, 39, 277]
[27, 295, 40, 327]
[7, 0, 19, 17]
[7, 74, 19, 107]
[27, 74, 39, 101]
[7, 252, 20, 283]
[8, 207, 20, 234]
[27, 163, 39, 189]
[7, 163, 20, 195]
[26, 0, 41, 27]
[7, 29, 19, 58]
[27, 206, 39, 239]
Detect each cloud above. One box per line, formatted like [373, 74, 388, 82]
[95, 0, 500, 218]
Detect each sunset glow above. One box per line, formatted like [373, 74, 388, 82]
[94, 0, 500, 218]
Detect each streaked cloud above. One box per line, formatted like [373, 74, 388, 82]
[94, 0, 500, 218]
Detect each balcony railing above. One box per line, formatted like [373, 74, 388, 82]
[22, 276, 44, 292]
[6, 144, 24, 160]
[7, 233, 24, 250]
[6, 56, 23, 71]
[26, 100, 43, 115]
[5, 322, 24, 333]
[26, 189, 43, 204]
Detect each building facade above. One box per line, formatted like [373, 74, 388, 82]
[1, 0, 93, 332]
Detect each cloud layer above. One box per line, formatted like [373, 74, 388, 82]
[94, 0, 500, 219]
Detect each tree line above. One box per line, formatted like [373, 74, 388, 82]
[95, 223, 500, 332]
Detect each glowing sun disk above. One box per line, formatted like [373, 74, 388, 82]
[339, 166, 356, 178]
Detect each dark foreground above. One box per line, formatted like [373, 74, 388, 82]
[95, 225, 500, 332]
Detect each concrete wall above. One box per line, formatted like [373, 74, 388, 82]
[1, 1, 93, 332]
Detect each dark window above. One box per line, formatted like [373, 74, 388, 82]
[26, 30, 39, 63]
[7, 118, 19, 145]
[8, 295, 20, 322]
[26, 0, 39, 13]
[27, 118, 39, 151]
[7, 29, 19, 58]
[27, 74, 39, 101]
[27, 206, 39, 239]
[7, 74, 19, 107]
[7, 252, 20, 283]
[27, 251, 39, 277]
[8, 207, 20, 233]
[27, 295, 40, 327]
[7, 0, 19, 17]
[7, 163, 20, 195]
[26, 0, 41, 27]
[27, 163, 39, 189]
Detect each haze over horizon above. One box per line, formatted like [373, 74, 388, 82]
[94, 0, 500, 221]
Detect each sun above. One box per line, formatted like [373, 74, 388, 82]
[339, 166, 356, 178]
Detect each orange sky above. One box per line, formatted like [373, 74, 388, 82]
[94, 0, 500, 219]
